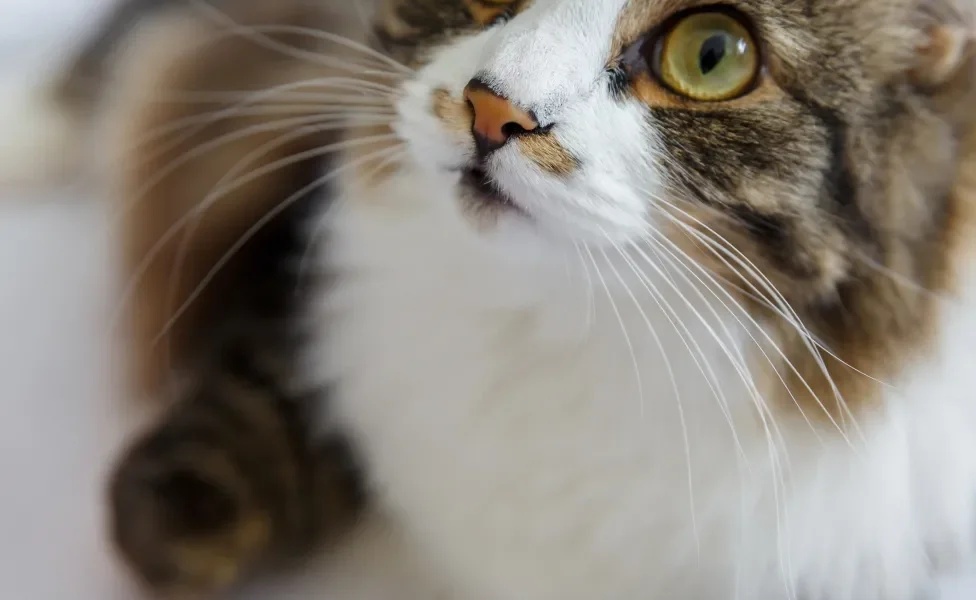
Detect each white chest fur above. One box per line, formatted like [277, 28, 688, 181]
[310, 172, 976, 600]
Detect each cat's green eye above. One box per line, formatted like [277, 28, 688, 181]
[653, 11, 759, 102]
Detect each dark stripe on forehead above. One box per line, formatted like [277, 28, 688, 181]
[726, 204, 789, 249]
[373, 0, 465, 60]
[784, 87, 858, 210]
[781, 85, 884, 255]
[372, 0, 501, 62]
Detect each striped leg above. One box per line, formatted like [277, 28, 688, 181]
[108, 341, 366, 598]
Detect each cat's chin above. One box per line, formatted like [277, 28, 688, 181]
[457, 167, 527, 216]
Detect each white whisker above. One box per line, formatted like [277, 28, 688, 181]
[634, 232, 802, 443]
[620, 238, 753, 466]
[142, 85, 399, 105]
[296, 148, 408, 283]
[572, 243, 596, 332]
[583, 246, 644, 416]
[188, 0, 414, 75]
[133, 76, 396, 159]
[598, 232, 700, 557]
[634, 233, 798, 596]
[114, 119, 393, 230]
[159, 121, 393, 365]
[147, 143, 406, 346]
[133, 109, 392, 156]
[645, 194, 866, 446]
[109, 132, 398, 336]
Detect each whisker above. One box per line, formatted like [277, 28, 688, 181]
[56, 18, 407, 100]
[665, 195, 890, 365]
[620, 239, 753, 467]
[640, 228, 815, 588]
[188, 0, 414, 75]
[624, 240, 770, 600]
[584, 246, 645, 416]
[598, 233, 700, 556]
[352, 70, 409, 80]
[148, 143, 405, 346]
[626, 237, 789, 571]
[635, 235, 799, 513]
[158, 121, 393, 367]
[109, 132, 398, 335]
[850, 245, 954, 304]
[139, 84, 400, 104]
[296, 148, 407, 283]
[205, 132, 398, 216]
[132, 108, 393, 155]
[113, 118, 393, 229]
[572, 243, 596, 332]
[648, 207, 867, 465]
[132, 76, 397, 159]
[635, 234, 797, 428]
[647, 194, 867, 443]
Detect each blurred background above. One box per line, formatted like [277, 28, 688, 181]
[0, 0, 111, 72]
[0, 3, 133, 600]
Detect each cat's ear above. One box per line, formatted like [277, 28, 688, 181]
[911, 0, 975, 89]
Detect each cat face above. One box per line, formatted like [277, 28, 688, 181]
[381, 0, 965, 287]
[390, 0, 663, 246]
[369, 0, 974, 413]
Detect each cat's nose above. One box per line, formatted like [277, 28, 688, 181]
[463, 79, 539, 157]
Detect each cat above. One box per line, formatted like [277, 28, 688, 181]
[14, 0, 976, 599]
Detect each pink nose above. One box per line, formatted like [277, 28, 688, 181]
[463, 81, 539, 152]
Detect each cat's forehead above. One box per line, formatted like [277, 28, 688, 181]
[385, 0, 917, 40]
[384, 0, 920, 74]
[576, 0, 915, 59]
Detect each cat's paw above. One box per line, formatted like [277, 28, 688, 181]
[107, 437, 272, 599]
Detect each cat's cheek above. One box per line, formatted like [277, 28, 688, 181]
[392, 83, 470, 172]
[388, 30, 499, 170]
[509, 96, 662, 243]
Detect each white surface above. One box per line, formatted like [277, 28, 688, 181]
[0, 1, 975, 599]
[0, 194, 131, 600]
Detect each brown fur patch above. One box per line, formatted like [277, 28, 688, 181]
[432, 87, 475, 135]
[759, 7, 976, 427]
[464, 0, 520, 25]
[517, 133, 580, 176]
[767, 101, 976, 428]
[623, 0, 976, 429]
[99, 0, 382, 398]
[374, 0, 531, 65]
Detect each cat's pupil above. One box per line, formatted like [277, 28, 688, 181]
[698, 34, 727, 75]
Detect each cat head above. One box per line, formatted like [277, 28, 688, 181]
[374, 0, 971, 263]
[361, 0, 976, 417]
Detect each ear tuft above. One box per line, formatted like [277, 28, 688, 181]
[911, 0, 975, 88]
[912, 25, 972, 88]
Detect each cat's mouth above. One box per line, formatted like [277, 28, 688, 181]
[459, 167, 522, 213]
